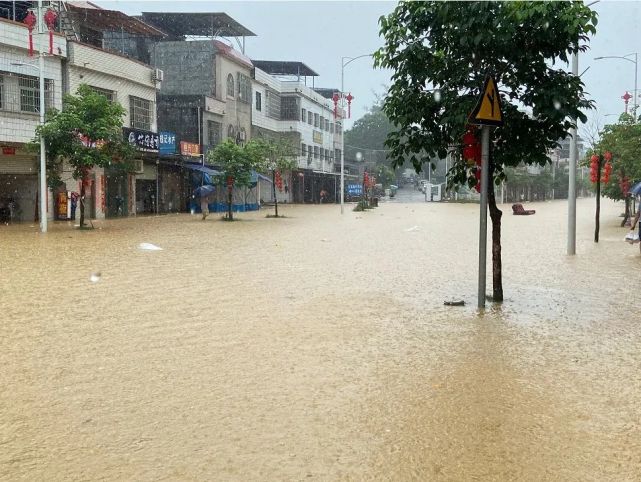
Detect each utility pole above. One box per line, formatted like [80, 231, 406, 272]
[568, 52, 578, 255]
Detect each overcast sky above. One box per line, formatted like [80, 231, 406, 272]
[101, 0, 641, 139]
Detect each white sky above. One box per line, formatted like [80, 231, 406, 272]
[100, 0, 641, 137]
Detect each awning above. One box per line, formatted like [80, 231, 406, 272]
[252, 172, 272, 183]
[186, 164, 222, 176]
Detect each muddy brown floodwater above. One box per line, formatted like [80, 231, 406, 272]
[1, 195, 640, 481]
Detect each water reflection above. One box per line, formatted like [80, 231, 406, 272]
[1, 195, 639, 479]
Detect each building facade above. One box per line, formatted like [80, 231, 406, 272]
[0, 16, 66, 223]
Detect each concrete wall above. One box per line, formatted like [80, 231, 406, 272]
[152, 41, 216, 98]
[215, 53, 252, 144]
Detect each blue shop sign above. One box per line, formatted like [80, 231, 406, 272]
[159, 131, 177, 155]
[347, 184, 362, 195]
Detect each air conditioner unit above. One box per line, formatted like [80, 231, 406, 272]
[132, 159, 144, 174]
[152, 68, 164, 82]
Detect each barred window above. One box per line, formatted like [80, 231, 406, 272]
[16, 75, 54, 113]
[301, 143, 306, 156]
[0, 76, 3, 110]
[266, 91, 281, 119]
[301, 108, 306, 122]
[325, 119, 330, 131]
[89, 86, 115, 102]
[237, 73, 251, 103]
[307, 111, 313, 125]
[313, 146, 319, 159]
[129, 96, 151, 130]
[314, 113, 319, 128]
[335, 148, 342, 162]
[280, 96, 299, 121]
[226, 74, 234, 97]
[320, 116, 325, 131]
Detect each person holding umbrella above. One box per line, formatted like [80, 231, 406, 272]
[194, 184, 216, 220]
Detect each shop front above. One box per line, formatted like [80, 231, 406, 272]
[0, 144, 39, 223]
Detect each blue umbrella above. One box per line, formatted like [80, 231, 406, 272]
[629, 181, 641, 197]
[194, 184, 215, 198]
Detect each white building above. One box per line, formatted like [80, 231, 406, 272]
[63, 40, 160, 219]
[0, 15, 66, 223]
[251, 61, 343, 204]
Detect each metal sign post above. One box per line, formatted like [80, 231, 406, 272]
[478, 126, 490, 309]
[469, 75, 504, 309]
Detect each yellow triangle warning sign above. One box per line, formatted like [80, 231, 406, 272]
[470, 75, 503, 126]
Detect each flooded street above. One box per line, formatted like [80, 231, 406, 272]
[1, 193, 640, 480]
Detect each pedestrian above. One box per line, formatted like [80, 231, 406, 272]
[70, 192, 79, 220]
[320, 189, 328, 204]
[631, 201, 641, 252]
[201, 196, 210, 220]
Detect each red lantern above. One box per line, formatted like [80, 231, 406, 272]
[44, 9, 57, 55]
[23, 11, 36, 57]
[590, 154, 599, 164]
[332, 92, 339, 119]
[604, 151, 612, 162]
[462, 126, 481, 166]
[346, 92, 353, 119]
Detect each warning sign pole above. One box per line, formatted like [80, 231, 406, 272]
[478, 125, 490, 309]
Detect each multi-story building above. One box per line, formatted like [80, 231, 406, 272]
[251, 61, 343, 204]
[0, 12, 66, 223]
[61, 40, 162, 218]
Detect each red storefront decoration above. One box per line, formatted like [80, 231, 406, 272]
[44, 9, 57, 55]
[275, 171, 283, 192]
[23, 11, 36, 57]
[345, 93, 353, 119]
[332, 93, 340, 119]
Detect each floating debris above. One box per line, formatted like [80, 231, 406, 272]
[89, 272, 101, 283]
[444, 300, 465, 306]
[138, 243, 163, 251]
[404, 226, 420, 232]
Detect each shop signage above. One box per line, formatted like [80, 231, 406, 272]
[180, 141, 201, 156]
[313, 130, 323, 144]
[159, 131, 176, 155]
[123, 128, 159, 152]
[2, 146, 16, 155]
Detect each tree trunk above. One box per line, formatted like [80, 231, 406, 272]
[595, 163, 601, 243]
[272, 169, 279, 217]
[227, 184, 233, 221]
[622, 195, 630, 227]
[488, 161, 503, 302]
[79, 178, 86, 227]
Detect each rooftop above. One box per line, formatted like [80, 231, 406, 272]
[141, 12, 256, 39]
[252, 60, 318, 78]
[66, 4, 166, 38]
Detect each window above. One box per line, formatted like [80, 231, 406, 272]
[255, 92, 262, 111]
[266, 91, 281, 119]
[0, 75, 3, 110]
[335, 148, 342, 162]
[227, 124, 236, 140]
[325, 119, 330, 131]
[18, 75, 54, 113]
[330, 122, 334, 133]
[308, 111, 313, 124]
[226, 74, 234, 97]
[320, 116, 325, 131]
[130, 96, 152, 130]
[301, 143, 307, 156]
[301, 108, 306, 122]
[314, 113, 319, 127]
[208, 120, 222, 148]
[336, 121, 342, 134]
[313, 146, 319, 159]
[238, 73, 251, 103]
[280, 96, 299, 121]
[89, 86, 115, 102]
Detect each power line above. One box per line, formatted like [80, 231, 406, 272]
[344, 144, 390, 153]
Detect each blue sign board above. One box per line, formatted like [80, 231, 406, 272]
[347, 184, 362, 196]
[159, 131, 177, 156]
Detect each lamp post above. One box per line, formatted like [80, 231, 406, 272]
[340, 54, 373, 214]
[594, 53, 638, 120]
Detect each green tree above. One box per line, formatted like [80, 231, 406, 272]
[344, 100, 394, 165]
[253, 138, 297, 218]
[374, 164, 395, 188]
[375, 1, 597, 301]
[35, 84, 135, 228]
[208, 139, 265, 221]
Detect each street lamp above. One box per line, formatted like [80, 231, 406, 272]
[340, 54, 374, 214]
[594, 53, 638, 120]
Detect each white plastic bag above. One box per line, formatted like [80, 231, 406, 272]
[624, 231, 640, 244]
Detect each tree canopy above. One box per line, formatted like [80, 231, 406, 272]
[35, 83, 135, 226]
[374, 1, 598, 188]
[344, 101, 394, 165]
[588, 113, 641, 201]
